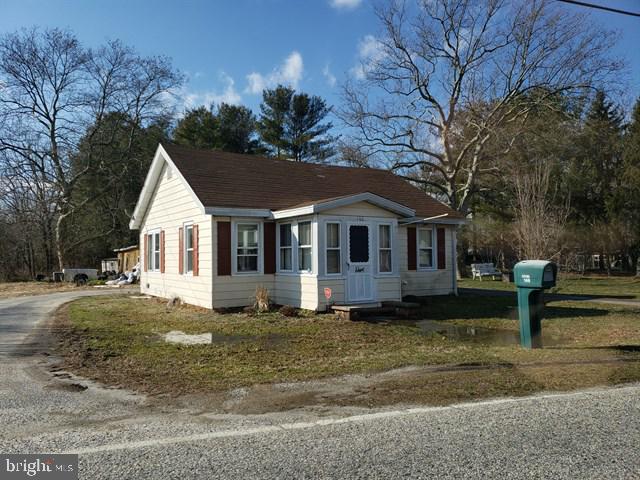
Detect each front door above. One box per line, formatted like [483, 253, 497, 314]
[347, 223, 373, 302]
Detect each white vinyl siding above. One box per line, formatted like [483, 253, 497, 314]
[398, 225, 455, 297]
[139, 162, 212, 309]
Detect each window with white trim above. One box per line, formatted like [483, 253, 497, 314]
[378, 224, 392, 273]
[297, 221, 312, 272]
[326, 222, 341, 275]
[147, 230, 161, 271]
[279, 223, 292, 271]
[418, 227, 435, 269]
[237, 223, 259, 272]
[184, 224, 194, 274]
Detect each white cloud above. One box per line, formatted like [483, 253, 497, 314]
[351, 34, 385, 80]
[322, 63, 337, 88]
[245, 51, 304, 94]
[179, 72, 242, 111]
[329, 0, 362, 9]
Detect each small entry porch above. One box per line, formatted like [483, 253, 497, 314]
[331, 301, 420, 321]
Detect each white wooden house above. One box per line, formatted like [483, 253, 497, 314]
[129, 144, 465, 310]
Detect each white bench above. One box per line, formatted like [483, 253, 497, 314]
[471, 263, 502, 281]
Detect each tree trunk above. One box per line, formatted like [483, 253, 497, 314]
[55, 214, 67, 271]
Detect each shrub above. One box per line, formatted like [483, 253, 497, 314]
[253, 285, 270, 313]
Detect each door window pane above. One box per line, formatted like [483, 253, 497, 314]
[349, 225, 369, 263]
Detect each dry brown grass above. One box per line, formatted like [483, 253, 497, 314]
[0, 282, 91, 299]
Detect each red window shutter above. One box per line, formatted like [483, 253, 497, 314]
[160, 230, 165, 273]
[178, 227, 184, 274]
[217, 221, 231, 276]
[193, 224, 199, 276]
[264, 222, 276, 274]
[143, 234, 149, 272]
[437, 227, 446, 270]
[407, 227, 417, 271]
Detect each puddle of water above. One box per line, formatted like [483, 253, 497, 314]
[415, 320, 566, 347]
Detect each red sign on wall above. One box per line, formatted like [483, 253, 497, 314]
[324, 287, 332, 300]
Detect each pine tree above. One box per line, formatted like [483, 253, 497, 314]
[173, 104, 257, 153]
[568, 91, 624, 224]
[288, 93, 336, 162]
[173, 106, 218, 149]
[257, 86, 294, 158]
[257, 85, 336, 162]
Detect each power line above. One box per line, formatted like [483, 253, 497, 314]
[556, 0, 640, 17]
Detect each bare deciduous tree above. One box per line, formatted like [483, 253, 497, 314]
[340, 0, 622, 213]
[512, 159, 568, 260]
[0, 28, 182, 270]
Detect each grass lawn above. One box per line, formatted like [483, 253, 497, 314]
[459, 274, 640, 299]
[53, 292, 640, 408]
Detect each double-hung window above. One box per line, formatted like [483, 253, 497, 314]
[147, 231, 161, 271]
[237, 223, 259, 273]
[184, 224, 194, 274]
[279, 224, 293, 271]
[297, 221, 312, 272]
[418, 227, 435, 269]
[326, 223, 341, 274]
[378, 224, 392, 273]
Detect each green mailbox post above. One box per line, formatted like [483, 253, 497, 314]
[513, 260, 558, 349]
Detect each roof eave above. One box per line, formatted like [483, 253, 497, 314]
[272, 192, 415, 220]
[129, 144, 206, 230]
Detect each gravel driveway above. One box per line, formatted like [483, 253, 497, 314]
[0, 290, 639, 479]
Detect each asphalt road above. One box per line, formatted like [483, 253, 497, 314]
[1, 291, 639, 479]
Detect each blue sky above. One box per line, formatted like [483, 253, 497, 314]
[2, 0, 640, 116]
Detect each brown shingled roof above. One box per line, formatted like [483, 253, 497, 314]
[163, 143, 463, 219]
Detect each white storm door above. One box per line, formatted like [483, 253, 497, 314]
[347, 223, 373, 302]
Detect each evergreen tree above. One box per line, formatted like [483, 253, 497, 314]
[568, 91, 624, 224]
[173, 106, 218, 149]
[257, 86, 294, 158]
[257, 85, 337, 161]
[216, 103, 258, 153]
[610, 97, 640, 273]
[288, 93, 336, 162]
[173, 104, 257, 153]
